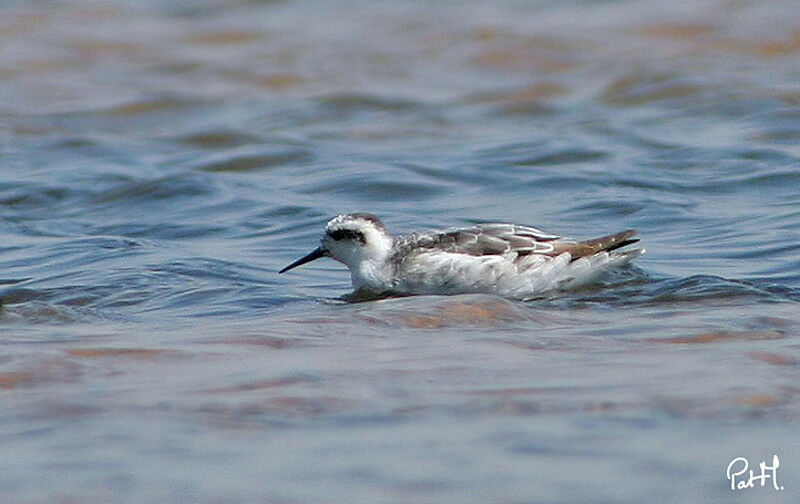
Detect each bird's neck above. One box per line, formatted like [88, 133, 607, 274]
[349, 236, 395, 292]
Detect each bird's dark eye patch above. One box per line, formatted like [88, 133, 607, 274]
[328, 229, 365, 243]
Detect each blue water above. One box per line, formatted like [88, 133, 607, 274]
[2, 1, 800, 502]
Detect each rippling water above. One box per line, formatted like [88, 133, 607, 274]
[2, 1, 800, 502]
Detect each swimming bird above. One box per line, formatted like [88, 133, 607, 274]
[279, 213, 643, 299]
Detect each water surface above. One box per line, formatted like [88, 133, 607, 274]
[2, 1, 800, 502]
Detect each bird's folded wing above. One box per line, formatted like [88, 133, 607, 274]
[394, 224, 562, 258]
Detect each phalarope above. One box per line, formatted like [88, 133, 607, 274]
[280, 213, 643, 298]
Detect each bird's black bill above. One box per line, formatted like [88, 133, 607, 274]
[279, 247, 326, 273]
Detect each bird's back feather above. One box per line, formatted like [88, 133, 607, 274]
[390, 223, 560, 263]
[383, 225, 643, 298]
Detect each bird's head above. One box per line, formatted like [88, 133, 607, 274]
[279, 213, 393, 273]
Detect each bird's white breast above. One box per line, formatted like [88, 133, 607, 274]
[389, 249, 642, 298]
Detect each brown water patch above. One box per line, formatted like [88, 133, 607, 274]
[466, 386, 551, 396]
[498, 339, 576, 352]
[781, 90, 800, 106]
[102, 98, 196, 116]
[735, 393, 784, 408]
[704, 30, 800, 59]
[602, 73, 703, 105]
[472, 49, 576, 73]
[0, 371, 35, 389]
[34, 401, 103, 419]
[216, 68, 304, 90]
[69, 40, 145, 57]
[205, 376, 316, 394]
[67, 347, 181, 359]
[1, 10, 50, 37]
[469, 82, 569, 105]
[0, 360, 83, 388]
[1, 58, 76, 76]
[469, 34, 580, 73]
[647, 330, 783, 344]
[587, 401, 618, 413]
[749, 351, 800, 366]
[175, 131, 260, 149]
[383, 299, 525, 329]
[752, 316, 797, 328]
[201, 334, 314, 348]
[256, 74, 304, 90]
[248, 396, 353, 417]
[636, 23, 715, 40]
[199, 149, 313, 172]
[185, 30, 262, 45]
[754, 29, 800, 58]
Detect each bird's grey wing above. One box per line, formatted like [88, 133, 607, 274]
[395, 224, 561, 258]
[391, 224, 640, 269]
[459, 225, 640, 260]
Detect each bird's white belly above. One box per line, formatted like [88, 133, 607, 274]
[390, 250, 640, 298]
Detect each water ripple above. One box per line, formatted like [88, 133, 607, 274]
[3, 1, 800, 501]
[558, 274, 800, 307]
